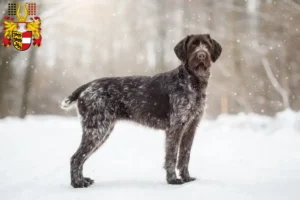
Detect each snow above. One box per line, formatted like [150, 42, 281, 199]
[1, 110, 300, 200]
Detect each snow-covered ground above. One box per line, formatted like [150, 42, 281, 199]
[1, 110, 300, 200]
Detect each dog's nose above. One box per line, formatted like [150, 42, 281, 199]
[197, 52, 206, 60]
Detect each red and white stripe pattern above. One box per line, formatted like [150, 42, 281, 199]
[22, 32, 32, 51]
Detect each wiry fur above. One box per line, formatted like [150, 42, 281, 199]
[62, 34, 222, 188]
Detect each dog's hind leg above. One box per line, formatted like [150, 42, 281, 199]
[70, 114, 114, 188]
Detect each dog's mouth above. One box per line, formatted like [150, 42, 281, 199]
[195, 61, 210, 71]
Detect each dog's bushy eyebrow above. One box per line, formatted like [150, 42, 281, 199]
[191, 38, 200, 45]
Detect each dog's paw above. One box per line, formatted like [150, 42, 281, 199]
[84, 177, 94, 184]
[167, 178, 184, 185]
[182, 176, 196, 183]
[71, 177, 94, 188]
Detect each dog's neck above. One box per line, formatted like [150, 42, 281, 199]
[178, 64, 210, 91]
[179, 64, 210, 91]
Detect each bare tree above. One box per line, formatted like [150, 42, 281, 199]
[155, 0, 167, 72]
[262, 57, 290, 109]
[0, 2, 19, 118]
[20, 49, 36, 118]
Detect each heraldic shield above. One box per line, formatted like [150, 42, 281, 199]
[2, 2, 42, 50]
[12, 31, 32, 51]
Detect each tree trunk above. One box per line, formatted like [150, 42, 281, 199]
[0, 3, 18, 118]
[156, 0, 166, 73]
[230, 0, 253, 113]
[20, 49, 36, 118]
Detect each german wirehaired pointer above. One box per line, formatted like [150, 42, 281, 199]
[61, 34, 222, 188]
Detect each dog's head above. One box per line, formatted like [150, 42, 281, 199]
[174, 34, 222, 73]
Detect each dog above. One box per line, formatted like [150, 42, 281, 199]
[61, 34, 222, 188]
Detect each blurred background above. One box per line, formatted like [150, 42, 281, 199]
[0, 0, 299, 119]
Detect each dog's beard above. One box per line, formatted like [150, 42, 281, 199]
[189, 59, 211, 72]
[196, 61, 211, 70]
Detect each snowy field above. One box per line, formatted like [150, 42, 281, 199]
[1, 110, 300, 200]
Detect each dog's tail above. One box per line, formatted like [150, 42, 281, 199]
[60, 83, 90, 110]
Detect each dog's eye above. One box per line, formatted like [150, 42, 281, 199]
[191, 40, 199, 48]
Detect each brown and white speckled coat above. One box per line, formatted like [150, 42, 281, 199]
[61, 34, 222, 188]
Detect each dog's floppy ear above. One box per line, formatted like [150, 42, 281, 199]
[174, 35, 191, 62]
[211, 39, 222, 62]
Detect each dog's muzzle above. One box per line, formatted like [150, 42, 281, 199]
[197, 51, 207, 61]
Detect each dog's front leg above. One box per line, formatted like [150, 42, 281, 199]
[164, 122, 185, 185]
[177, 116, 200, 183]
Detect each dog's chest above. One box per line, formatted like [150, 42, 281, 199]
[185, 84, 206, 115]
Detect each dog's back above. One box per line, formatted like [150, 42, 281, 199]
[61, 71, 178, 129]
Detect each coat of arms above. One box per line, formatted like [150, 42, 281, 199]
[2, 2, 42, 51]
